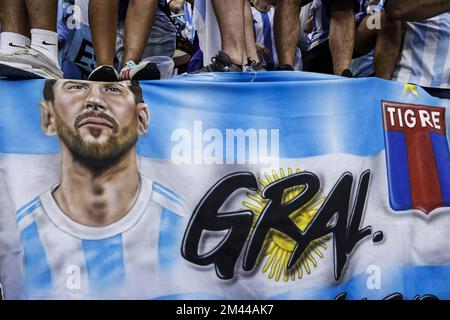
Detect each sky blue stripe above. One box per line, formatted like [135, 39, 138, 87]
[431, 17, 450, 87]
[384, 131, 412, 211]
[183, 4, 193, 25]
[158, 208, 185, 270]
[0, 75, 449, 158]
[16, 197, 40, 219]
[17, 200, 41, 223]
[16, 197, 40, 217]
[269, 263, 450, 300]
[430, 133, 450, 205]
[196, 0, 206, 20]
[153, 182, 182, 202]
[153, 185, 183, 206]
[156, 263, 450, 300]
[261, 12, 274, 69]
[82, 234, 126, 294]
[21, 222, 52, 297]
[408, 22, 429, 85]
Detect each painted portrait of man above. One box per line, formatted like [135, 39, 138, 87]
[14, 80, 185, 299]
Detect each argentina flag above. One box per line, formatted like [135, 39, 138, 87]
[0, 72, 450, 300]
[193, 0, 221, 66]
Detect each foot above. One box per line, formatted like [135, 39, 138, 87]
[195, 51, 242, 73]
[88, 65, 119, 82]
[276, 64, 294, 71]
[341, 69, 354, 78]
[0, 47, 63, 79]
[244, 58, 266, 72]
[119, 60, 160, 81]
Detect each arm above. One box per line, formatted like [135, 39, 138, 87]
[385, 0, 450, 21]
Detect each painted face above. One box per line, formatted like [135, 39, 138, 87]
[48, 80, 147, 165]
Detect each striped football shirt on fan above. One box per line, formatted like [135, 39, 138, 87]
[393, 12, 450, 89]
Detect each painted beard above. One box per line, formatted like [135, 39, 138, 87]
[55, 110, 139, 171]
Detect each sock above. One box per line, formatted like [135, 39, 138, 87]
[30, 29, 59, 67]
[0, 32, 31, 55]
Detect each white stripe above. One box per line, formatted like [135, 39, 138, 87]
[393, 23, 416, 83]
[34, 210, 90, 299]
[193, 0, 221, 66]
[418, 18, 440, 88]
[394, 14, 450, 89]
[152, 191, 186, 217]
[17, 210, 37, 232]
[16, 198, 39, 217]
[122, 201, 162, 298]
[444, 44, 450, 87]
[309, 1, 328, 50]
[74, 0, 90, 26]
[153, 185, 183, 205]
[439, 14, 450, 88]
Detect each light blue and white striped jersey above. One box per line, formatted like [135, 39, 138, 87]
[15, 175, 187, 299]
[251, 6, 302, 70]
[351, 51, 375, 78]
[393, 12, 450, 89]
[308, 0, 370, 50]
[308, 0, 330, 50]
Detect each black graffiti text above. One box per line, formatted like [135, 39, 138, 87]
[182, 170, 374, 281]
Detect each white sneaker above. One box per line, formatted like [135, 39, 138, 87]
[119, 60, 160, 81]
[0, 48, 63, 79]
[0, 61, 57, 79]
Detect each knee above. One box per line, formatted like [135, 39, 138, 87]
[277, 0, 301, 11]
[330, 0, 354, 13]
[378, 11, 402, 34]
[385, 2, 407, 21]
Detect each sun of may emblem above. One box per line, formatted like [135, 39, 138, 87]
[243, 168, 330, 283]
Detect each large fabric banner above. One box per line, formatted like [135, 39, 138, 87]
[0, 72, 449, 300]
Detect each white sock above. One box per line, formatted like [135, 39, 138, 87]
[30, 29, 59, 67]
[0, 32, 31, 55]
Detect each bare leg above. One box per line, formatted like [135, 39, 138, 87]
[355, 12, 403, 79]
[122, 0, 157, 65]
[244, 0, 259, 64]
[373, 12, 402, 79]
[274, 0, 301, 68]
[0, 0, 30, 37]
[212, 0, 246, 65]
[89, 0, 120, 66]
[354, 17, 377, 57]
[25, 0, 57, 31]
[329, 0, 355, 75]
